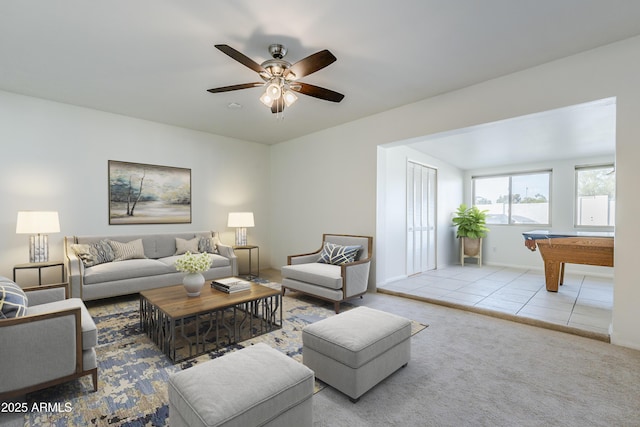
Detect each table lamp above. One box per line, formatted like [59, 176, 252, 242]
[16, 211, 61, 263]
[227, 212, 254, 246]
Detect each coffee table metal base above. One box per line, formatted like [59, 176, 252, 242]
[140, 289, 281, 362]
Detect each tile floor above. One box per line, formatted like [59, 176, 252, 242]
[377, 265, 613, 336]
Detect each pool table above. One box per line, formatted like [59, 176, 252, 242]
[522, 230, 614, 292]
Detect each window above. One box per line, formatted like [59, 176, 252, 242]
[473, 171, 551, 225]
[575, 164, 615, 227]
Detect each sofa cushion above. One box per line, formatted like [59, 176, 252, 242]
[152, 233, 201, 259]
[72, 240, 115, 267]
[109, 239, 147, 261]
[198, 236, 218, 254]
[73, 232, 216, 259]
[0, 280, 28, 319]
[317, 242, 361, 265]
[175, 237, 200, 255]
[281, 263, 343, 289]
[27, 297, 98, 350]
[83, 259, 174, 285]
[159, 254, 230, 270]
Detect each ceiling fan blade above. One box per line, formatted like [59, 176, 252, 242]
[287, 50, 336, 79]
[271, 96, 285, 114]
[215, 44, 265, 74]
[291, 82, 344, 102]
[207, 82, 263, 93]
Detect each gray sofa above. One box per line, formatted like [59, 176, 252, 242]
[64, 231, 237, 301]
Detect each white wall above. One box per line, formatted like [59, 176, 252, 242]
[376, 144, 463, 285]
[270, 36, 640, 350]
[269, 125, 377, 280]
[0, 90, 270, 285]
[465, 155, 615, 276]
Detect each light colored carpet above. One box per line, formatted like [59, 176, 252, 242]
[312, 292, 640, 427]
[2, 286, 639, 426]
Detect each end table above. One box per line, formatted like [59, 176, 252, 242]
[233, 245, 259, 279]
[13, 261, 65, 286]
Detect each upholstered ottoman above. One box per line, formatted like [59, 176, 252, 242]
[168, 343, 314, 427]
[302, 306, 411, 402]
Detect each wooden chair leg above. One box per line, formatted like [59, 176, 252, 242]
[91, 368, 98, 392]
[334, 301, 340, 314]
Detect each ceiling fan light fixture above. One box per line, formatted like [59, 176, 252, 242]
[283, 89, 298, 107]
[266, 81, 282, 99]
[259, 92, 274, 107]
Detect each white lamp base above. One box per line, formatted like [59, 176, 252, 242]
[29, 234, 49, 263]
[235, 227, 247, 246]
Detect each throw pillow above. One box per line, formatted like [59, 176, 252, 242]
[108, 239, 147, 262]
[317, 242, 361, 266]
[0, 281, 28, 319]
[198, 236, 218, 254]
[72, 239, 115, 267]
[175, 237, 200, 255]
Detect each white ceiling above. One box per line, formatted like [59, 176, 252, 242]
[406, 97, 617, 170]
[0, 1, 637, 154]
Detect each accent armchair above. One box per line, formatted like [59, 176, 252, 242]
[281, 234, 373, 313]
[0, 278, 98, 399]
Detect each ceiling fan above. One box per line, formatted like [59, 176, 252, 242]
[207, 44, 344, 113]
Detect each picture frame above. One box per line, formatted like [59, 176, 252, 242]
[108, 160, 192, 225]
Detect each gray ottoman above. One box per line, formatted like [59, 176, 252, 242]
[168, 343, 314, 427]
[302, 306, 411, 402]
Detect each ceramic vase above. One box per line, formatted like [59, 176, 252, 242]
[183, 272, 205, 297]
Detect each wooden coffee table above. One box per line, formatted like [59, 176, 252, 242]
[139, 282, 281, 362]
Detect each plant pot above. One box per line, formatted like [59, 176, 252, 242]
[183, 272, 205, 297]
[463, 237, 481, 257]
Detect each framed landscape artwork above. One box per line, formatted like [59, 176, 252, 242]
[108, 160, 192, 225]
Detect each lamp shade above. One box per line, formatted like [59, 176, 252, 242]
[16, 211, 60, 234]
[227, 212, 255, 228]
[283, 90, 298, 107]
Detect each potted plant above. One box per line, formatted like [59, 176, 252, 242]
[452, 204, 489, 262]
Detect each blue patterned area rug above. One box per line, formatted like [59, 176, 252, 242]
[24, 281, 427, 426]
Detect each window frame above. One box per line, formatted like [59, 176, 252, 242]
[472, 169, 552, 226]
[574, 163, 615, 229]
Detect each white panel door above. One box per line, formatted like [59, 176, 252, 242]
[406, 162, 416, 275]
[407, 161, 437, 276]
[425, 166, 437, 271]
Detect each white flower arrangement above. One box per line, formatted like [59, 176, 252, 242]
[175, 251, 212, 273]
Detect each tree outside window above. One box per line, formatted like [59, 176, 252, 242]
[575, 165, 615, 227]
